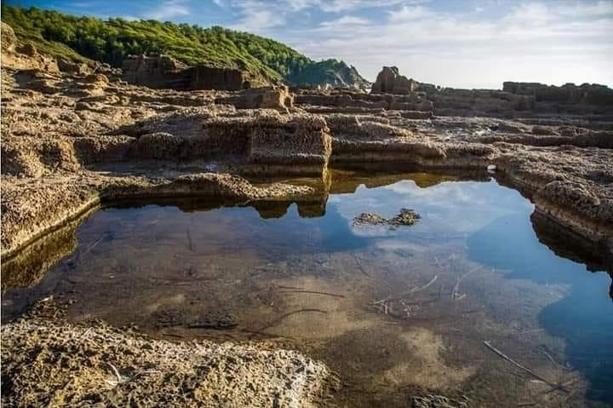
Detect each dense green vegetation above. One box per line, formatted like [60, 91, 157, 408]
[1, 5, 367, 87]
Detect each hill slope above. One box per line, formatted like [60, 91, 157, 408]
[1, 5, 369, 88]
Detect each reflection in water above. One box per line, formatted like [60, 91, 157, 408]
[467, 214, 613, 402]
[1, 218, 80, 290]
[2, 170, 612, 407]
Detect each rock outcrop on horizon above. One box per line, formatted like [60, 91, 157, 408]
[303, 65, 613, 118]
[371, 66, 418, 94]
[503, 81, 613, 106]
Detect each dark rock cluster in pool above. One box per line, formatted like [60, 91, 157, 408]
[352, 208, 421, 229]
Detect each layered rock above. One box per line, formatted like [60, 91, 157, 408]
[216, 85, 294, 111]
[1, 22, 59, 72]
[371, 66, 417, 94]
[103, 108, 330, 177]
[1, 314, 335, 407]
[503, 81, 613, 106]
[122, 54, 251, 91]
[295, 88, 433, 115]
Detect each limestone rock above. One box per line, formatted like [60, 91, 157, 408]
[57, 59, 91, 75]
[1, 23, 59, 73]
[1, 21, 17, 53]
[216, 85, 294, 111]
[371, 66, 418, 94]
[122, 54, 251, 91]
[503, 81, 613, 106]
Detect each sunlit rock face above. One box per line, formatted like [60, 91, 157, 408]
[122, 54, 252, 91]
[371, 66, 418, 94]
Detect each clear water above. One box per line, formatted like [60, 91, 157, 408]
[3, 172, 612, 407]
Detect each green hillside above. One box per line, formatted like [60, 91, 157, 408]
[1, 5, 368, 88]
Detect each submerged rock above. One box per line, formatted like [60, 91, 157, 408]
[353, 212, 387, 226]
[389, 208, 421, 226]
[411, 394, 469, 408]
[353, 208, 420, 228]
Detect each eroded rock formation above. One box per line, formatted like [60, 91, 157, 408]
[503, 81, 613, 106]
[122, 54, 252, 91]
[216, 85, 294, 111]
[2, 20, 613, 407]
[371, 66, 418, 94]
[1, 308, 336, 407]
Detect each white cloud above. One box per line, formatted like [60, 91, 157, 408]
[317, 0, 406, 12]
[389, 5, 433, 22]
[144, 0, 191, 20]
[282, 0, 427, 13]
[281, 0, 613, 88]
[320, 15, 370, 27]
[232, 0, 286, 32]
[557, 0, 613, 18]
[129, 0, 613, 88]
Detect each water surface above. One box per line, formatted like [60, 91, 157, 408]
[3, 171, 612, 407]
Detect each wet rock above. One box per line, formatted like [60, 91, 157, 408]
[352, 212, 387, 226]
[154, 308, 238, 330]
[389, 208, 421, 226]
[353, 209, 420, 228]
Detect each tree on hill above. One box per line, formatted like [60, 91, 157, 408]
[1, 5, 369, 88]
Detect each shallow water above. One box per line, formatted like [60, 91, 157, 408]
[3, 171, 612, 407]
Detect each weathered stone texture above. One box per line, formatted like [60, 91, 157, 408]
[122, 54, 250, 91]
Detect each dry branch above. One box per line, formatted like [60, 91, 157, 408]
[483, 341, 569, 393]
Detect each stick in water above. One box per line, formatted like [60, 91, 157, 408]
[483, 341, 568, 393]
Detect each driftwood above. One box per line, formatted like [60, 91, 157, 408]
[273, 285, 345, 298]
[483, 341, 569, 393]
[106, 362, 128, 386]
[451, 267, 480, 300]
[353, 256, 371, 277]
[278, 289, 345, 298]
[374, 274, 438, 304]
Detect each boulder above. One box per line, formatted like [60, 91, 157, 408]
[371, 66, 417, 94]
[1, 22, 16, 53]
[216, 86, 294, 111]
[1, 24, 58, 73]
[58, 59, 91, 75]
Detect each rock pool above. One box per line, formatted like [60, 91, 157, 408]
[3, 170, 612, 407]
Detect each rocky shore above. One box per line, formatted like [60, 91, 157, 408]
[2, 21, 612, 406]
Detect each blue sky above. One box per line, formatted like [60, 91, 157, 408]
[6, 0, 613, 88]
